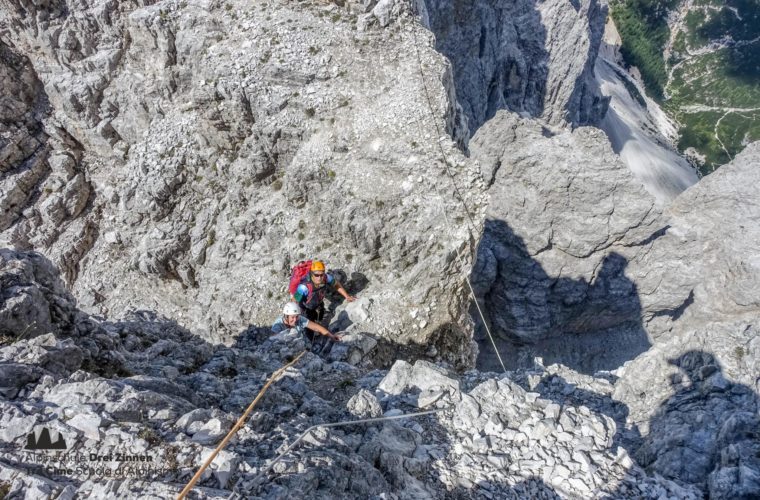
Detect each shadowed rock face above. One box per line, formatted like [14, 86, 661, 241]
[0, 41, 95, 284]
[633, 350, 760, 491]
[420, 0, 609, 136]
[470, 112, 760, 375]
[470, 113, 660, 350]
[0, 248, 77, 339]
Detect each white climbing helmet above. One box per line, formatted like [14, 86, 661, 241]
[283, 302, 300, 316]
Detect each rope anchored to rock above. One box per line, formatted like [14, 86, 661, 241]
[409, 19, 508, 373]
[228, 405, 455, 499]
[176, 350, 307, 500]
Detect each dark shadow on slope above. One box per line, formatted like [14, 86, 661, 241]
[530, 350, 760, 498]
[631, 350, 760, 497]
[0, 282, 278, 491]
[567, 0, 610, 126]
[421, 0, 549, 138]
[470, 219, 651, 375]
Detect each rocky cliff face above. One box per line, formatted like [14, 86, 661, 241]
[419, 0, 609, 135]
[1, 0, 759, 498]
[469, 115, 760, 494]
[1, 0, 484, 359]
[0, 251, 706, 498]
[471, 114, 760, 372]
[1, 249, 756, 498]
[0, 0, 615, 349]
[0, 39, 97, 285]
[471, 113, 660, 340]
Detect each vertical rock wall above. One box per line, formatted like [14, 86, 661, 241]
[1, 0, 486, 361]
[419, 0, 609, 136]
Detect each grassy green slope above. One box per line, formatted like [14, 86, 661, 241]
[611, 0, 760, 174]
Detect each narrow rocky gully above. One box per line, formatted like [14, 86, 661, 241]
[1, 0, 758, 499]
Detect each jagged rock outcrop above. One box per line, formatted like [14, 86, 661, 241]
[0, 0, 484, 358]
[0, 41, 96, 284]
[646, 143, 760, 329]
[4, 252, 738, 499]
[472, 113, 662, 336]
[470, 112, 662, 371]
[616, 346, 760, 498]
[0, 248, 78, 340]
[0, 249, 128, 398]
[419, 0, 609, 135]
[0, 0, 620, 356]
[608, 143, 760, 496]
[468, 114, 760, 495]
[2, 0, 759, 498]
[471, 110, 760, 371]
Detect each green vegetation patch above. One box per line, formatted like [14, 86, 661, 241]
[669, 41, 760, 173]
[675, 109, 760, 174]
[684, 1, 760, 51]
[614, 0, 760, 173]
[676, 110, 729, 170]
[684, 10, 708, 48]
[669, 43, 760, 108]
[672, 30, 688, 56]
[610, 0, 679, 99]
[698, 0, 760, 43]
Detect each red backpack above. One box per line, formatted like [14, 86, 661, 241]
[288, 260, 313, 296]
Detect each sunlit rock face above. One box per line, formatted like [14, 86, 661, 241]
[2, 1, 759, 498]
[0, 0, 484, 359]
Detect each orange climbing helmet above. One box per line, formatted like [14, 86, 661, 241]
[310, 260, 325, 273]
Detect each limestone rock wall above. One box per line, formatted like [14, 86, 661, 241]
[0, 252, 714, 498]
[1, 0, 486, 356]
[0, 40, 97, 285]
[470, 111, 760, 377]
[471, 112, 662, 344]
[1, 0, 759, 497]
[419, 0, 610, 135]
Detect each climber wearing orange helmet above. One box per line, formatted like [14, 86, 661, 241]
[292, 260, 356, 334]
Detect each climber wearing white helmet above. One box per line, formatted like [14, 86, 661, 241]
[271, 302, 341, 343]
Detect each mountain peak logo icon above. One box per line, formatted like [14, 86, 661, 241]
[25, 427, 67, 450]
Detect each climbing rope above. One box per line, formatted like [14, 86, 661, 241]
[409, 19, 508, 373]
[177, 351, 307, 500]
[182, 17, 524, 499]
[263, 406, 452, 475]
[228, 405, 454, 498]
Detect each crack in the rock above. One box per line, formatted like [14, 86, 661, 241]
[625, 225, 670, 248]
